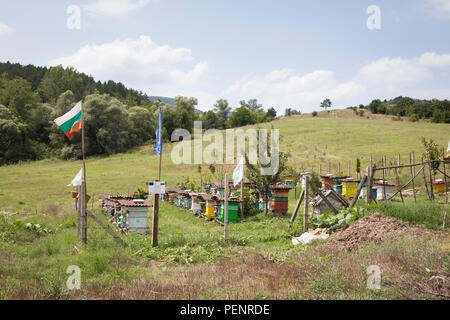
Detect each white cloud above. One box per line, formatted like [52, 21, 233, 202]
[226, 52, 450, 113]
[359, 57, 431, 83]
[425, 0, 450, 19]
[49, 35, 209, 89]
[84, 0, 151, 17]
[227, 69, 364, 112]
[0, 23, 13, 36]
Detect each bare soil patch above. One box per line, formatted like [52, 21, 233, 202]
[322, 212, 435, 252]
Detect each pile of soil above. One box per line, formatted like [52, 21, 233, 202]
[322, 212, 413, 251]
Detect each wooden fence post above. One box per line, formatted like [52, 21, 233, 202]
[290, 190, 305, 223]
[382, 156, 386, 201]
[427, 153, 435, 201]
[348, 160, 351, 177]
[397, 154, 404, 203]
[224, 174, 229, 243]
[303, 176, 309, 232]
[444, 148, 448, 205]
[350, 174, 367, 208]
[422, 156, 431, 200]
[80, 181, 87, 244]
[410, 152, 417, 203]
[152, 191, 159, 247]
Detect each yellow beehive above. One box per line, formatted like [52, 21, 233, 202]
[432, 182, 446, 194]
[341, 180, 358, 198]
[204, 199, 217, 219]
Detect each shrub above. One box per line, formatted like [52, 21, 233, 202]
[409, 114, 419, 122]
[312, 111, 318, 117]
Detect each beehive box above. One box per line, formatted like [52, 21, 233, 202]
[219, 201, 239, 223]
[320, 175, 334, 190]
[333, 184, 343, 195]
[432, 180, 447, 194]
[373, 181, 395, 200]
[341, 179, 359, 198]
[115, 199, 152, 234]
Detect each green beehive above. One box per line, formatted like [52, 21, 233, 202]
[219, 201, 239, 223]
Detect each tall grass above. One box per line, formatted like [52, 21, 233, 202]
[367, 199, 448, 230]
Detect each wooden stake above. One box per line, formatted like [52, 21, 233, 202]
[387, 165, 425, 201]
[303, 176, 309, 232]
[350, 175, 367, 208]
[410, 152, 417, 203]
[290, 190, 305, 223]
[427, 153, 434, 201]
[397, 154, 404, 203]
[348, 160, 351, 177]
[367, 165, 376, 204]
[382, 156, 386, 201]
[152, 192, 159, 247]
[86, 210, 125, 246]
[240, 180, 244, 219]
[443, 148, 448, 205]
[224, 174, 229, 243]
[422, 156, 431, 200]
[365, 166, 371, 205]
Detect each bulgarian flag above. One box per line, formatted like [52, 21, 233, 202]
[54, 101, 83, 139]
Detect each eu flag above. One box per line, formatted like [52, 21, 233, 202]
[153, 108, 163, 155]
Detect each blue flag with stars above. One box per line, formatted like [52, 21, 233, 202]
[153, 108, 163, 155]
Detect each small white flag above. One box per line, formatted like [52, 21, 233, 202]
[67, 168, 83, 187]
[233, 155, 245, 187]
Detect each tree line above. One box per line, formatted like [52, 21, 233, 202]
[358, 97, 450, 123]
[0, 63, 279, 165]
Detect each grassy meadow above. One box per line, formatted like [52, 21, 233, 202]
[0, 110, 449, 299]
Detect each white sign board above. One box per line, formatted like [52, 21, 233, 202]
[148, 181, 166, 194]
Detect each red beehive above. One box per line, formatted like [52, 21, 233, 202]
[320, 174, 334, 190]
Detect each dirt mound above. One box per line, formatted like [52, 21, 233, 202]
[322, 213, 413, 252]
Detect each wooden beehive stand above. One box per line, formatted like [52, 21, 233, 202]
[291, 150, 449, 230]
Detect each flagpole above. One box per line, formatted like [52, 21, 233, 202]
[153, 106, 163, 247]
[158, 106, 162, 181]
[80, 100, 87, 244]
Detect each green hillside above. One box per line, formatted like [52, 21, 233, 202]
[1, 110, 448, 213]
[0, 111, 448, 300]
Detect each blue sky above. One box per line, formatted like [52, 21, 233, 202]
[1, 0, 450, 113]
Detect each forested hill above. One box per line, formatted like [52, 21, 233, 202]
[0, 61, 152, 107]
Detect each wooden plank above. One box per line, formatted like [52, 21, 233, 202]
[86, 210, 126, 246]
[350, 175, 367, 208]
[290, 189, 305, 223]
[387, 165, 424, 201]
[303, 176, 309, 232]
[309, 181, 339, 214]
[376, 159, 445, 170]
